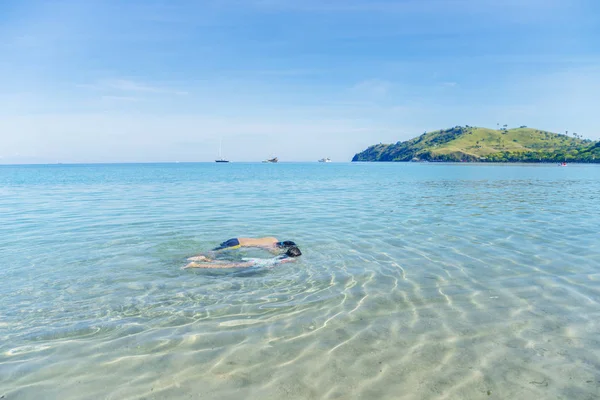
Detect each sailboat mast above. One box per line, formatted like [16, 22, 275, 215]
[215, 138, 229, 162]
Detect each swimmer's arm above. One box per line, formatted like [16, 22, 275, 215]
[183, 261, 255, 269]
[276, 258, 296, 265]
[186, 255, 211, 262]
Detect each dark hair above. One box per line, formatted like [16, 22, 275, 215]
[285, 246, 302, 257]
[277, 240, 296, 248]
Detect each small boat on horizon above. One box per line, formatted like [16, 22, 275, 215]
[215, 139, 229, 163]
[318, 157, 331, 163]
[263, 157, 278, 163]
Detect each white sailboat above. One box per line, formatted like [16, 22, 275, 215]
[215, 139, 229, 163]
[318, 157, 331, 163]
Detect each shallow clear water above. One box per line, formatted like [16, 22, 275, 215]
[1, 163, 599, 400]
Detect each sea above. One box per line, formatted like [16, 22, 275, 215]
[1, 162, 599, 400]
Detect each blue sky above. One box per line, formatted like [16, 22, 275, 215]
[1, 0, 599, 163]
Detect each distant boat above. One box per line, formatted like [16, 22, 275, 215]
[215, 139, 229, 163]
[263, 157, 278, 163]
[318, 157, 331, 163]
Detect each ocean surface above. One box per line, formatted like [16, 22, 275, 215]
[1, 162, 599, 400]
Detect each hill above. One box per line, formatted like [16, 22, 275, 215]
[352, 126, 600, 163]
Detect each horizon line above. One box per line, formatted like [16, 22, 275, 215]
[0, 161, 348, 166]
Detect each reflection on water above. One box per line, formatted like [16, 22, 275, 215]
[1, 163, 599, 399]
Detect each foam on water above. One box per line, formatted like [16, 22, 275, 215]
[1, 163, 599, 399]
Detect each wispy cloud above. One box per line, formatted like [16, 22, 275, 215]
[78, 79, 188, 96]
[105, 79, 188, 95]
[252, 69, 321, 76]
[350, 79, 392, 97]
[244, 0, 444, 13]
[101, 95, 143, 102]
[242, 0, 569, 17]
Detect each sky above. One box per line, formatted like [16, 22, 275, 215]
[1, 0, 599, 163]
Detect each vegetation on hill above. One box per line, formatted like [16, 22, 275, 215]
[352, 126, 600, 163]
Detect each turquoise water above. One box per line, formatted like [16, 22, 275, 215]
[1, 163, 599, 399]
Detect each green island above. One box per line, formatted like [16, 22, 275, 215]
[352, 126, 600, 163]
